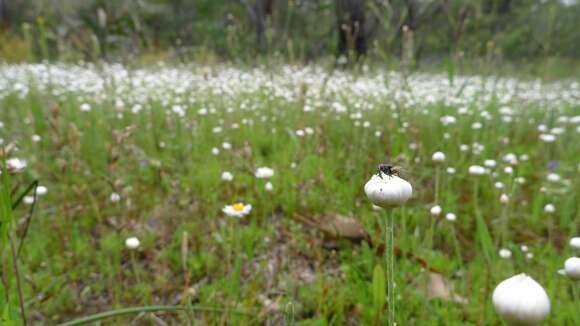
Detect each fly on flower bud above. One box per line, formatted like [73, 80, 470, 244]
[365, 164, 412, 208]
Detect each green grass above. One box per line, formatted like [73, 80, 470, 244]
[0, 64, 579, 325]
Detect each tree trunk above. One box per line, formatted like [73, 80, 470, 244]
[336, 0, 367, 60]
[254, 0, 268, 53]
[240, 0, 272, 54]
[0, 0, 10, 29]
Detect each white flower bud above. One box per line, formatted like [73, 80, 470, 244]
[484, 160, 497, 168]
[23, 196, 34, 205]
[546, 173, 561, 182]
[539, 134, 556, 143]
[500, 194, 509, 204]
[265, 181, 273, 192]
[221, 171, 234, 182]
[125, 237, 140, 249]
[110, 192, 121, 203]
[255, 167, 274, 179]
[543, 204, 555, 214]
[222, 142, 232, 150]
[570, 237, 580, 250]
[432, 151, 446, 162]
[468, 165, 486, 175]
[492, 274, 550, 326]
[364, 174, 413, 207]
[430, 205, 442, 216]
[499, 248, 512, 259]
[564, 257, 580, 281]
[526, 253, 534, 260]
[36, 186, 48, 196]
[445, 213, 456, 222]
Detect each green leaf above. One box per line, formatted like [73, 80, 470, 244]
[372, 264, 386, 309]
[475, 215, 495, 263]
[0, 154, 13, 246]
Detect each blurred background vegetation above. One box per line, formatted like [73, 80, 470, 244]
[0, 0, 579, 73]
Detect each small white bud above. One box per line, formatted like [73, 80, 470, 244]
[430, 205, 442, 216]
[564, 257, 580, 281]
[445, 213, 456, 222]
[499, 248, 512, 259]
[432, 151, 446, 162]
[543, 204, 555, 214]
[125, 237, 140, 249]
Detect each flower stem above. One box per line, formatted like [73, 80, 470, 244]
[435, 166, 441, 203]
[574, 284, 580, 323]
[130, 251, 141, 284]
[385, 209, 395, 326]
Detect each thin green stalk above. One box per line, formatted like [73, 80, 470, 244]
[130, 251, 141, 284]
[434, 166, 441, 203]
[385, 209, 395, 326]
[450, 225, 462, 265]
[427, 167, 441, 249]
[573, 284, 580, 324]
[10, 235, 27, 326]
[499, 177, 516, 246]
[59, 305, 252, 326]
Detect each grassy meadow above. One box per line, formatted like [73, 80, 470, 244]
[0, 64, 579, 325]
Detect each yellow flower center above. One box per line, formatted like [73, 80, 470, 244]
[232, 203, 245, 212]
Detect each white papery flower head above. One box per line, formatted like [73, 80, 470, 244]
[364, 174, 412, 208]
[110, 192, 121, 203]
[80, 103, 91, 112]
[255, 167, 274, 179]
[468, 165, 486, 175]
[222, 202, 252, 218]
[546, 173, 561, 182]
[564, 257, 580, 281]
[125, 237, 140, 249]
[36, 186, 48, 196]
[7, 158, 27, 173]
[430, 205, 442, 216]
[264, 181, 273, 192]
[484, 160, 497, 168]
[440, 115, 456, 125]
[221, 171, 234, 182]
[445, 213, 456, 222]
[570, 237, 580, 250]
[503, 153, 518, 164]
[492, 273, 550, 326]
[499, 248, 512, 259]
[543, 204, 555, 214]
[432, 151, 446, 162]
[500, 193, 509, 204]
[539, 134, 556, 143]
